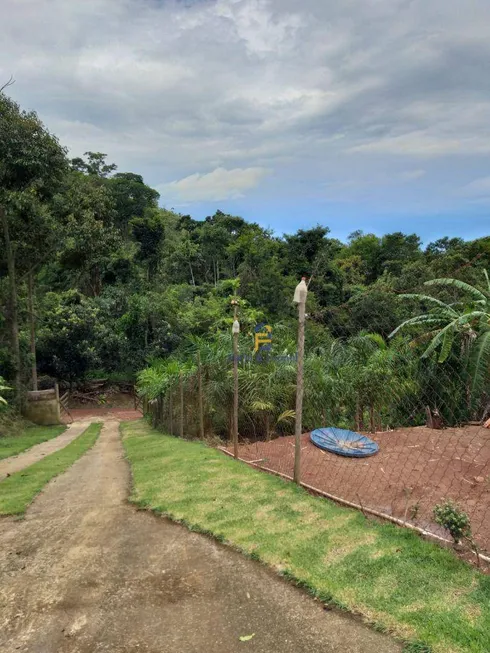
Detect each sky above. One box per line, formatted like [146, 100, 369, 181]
[2, 0, 490, 243]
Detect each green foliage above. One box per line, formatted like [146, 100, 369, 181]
[2, 89, 490, 427]
[433, 500, 472, 543]
[37, 290, 102, 381]
[0, 93, 68, 202]
[390, 271, 490, 417]
[403, 643, 432, 653]
[138, 326, 424, 440]
[70, 151, 117, 178]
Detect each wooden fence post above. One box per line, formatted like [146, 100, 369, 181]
[158, 394, 164, 427]
[293, 278, 307, 484]
[231, 300, 240, 459]
[168, 391, 173, 435]
[179, 371, 184, 439]
[197, 352, 205, 439]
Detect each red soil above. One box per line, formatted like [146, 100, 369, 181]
[63, 407, 143, 422]
[229, 425, 490, 553]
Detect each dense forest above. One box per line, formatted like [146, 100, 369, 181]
[2, 92, 490, 438]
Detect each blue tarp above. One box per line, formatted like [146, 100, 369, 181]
[310, 427, 379, 458]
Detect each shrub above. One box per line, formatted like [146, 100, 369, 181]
[433, 500, 471, 543]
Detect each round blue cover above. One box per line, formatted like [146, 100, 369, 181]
[310, 427, 379, 458]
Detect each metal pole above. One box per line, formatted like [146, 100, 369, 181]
[233, 303, 239, 459]
[293, 278, 307, 484]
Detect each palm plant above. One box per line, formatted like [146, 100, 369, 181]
[186, 333, 234, 437]
[329, 333, 414, 432]
[240, 359, 296, 440]
[303, 352, 344, 429]
[138, 358, 184, 431]
[390, 271, 490, 415]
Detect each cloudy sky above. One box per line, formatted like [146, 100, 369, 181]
[2, 0, 490, 242]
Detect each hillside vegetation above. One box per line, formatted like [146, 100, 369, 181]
[1, 91, 490, 437]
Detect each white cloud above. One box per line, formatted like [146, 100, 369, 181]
[400, 169, 426, 181]
[163, 167, 271, 202]
[462, 176, 490, 196]
[2, 0, 490, 218]
[349, 134, 465, 157]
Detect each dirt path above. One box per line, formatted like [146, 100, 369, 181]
[0, 419, 99, 481]
[0, 420, 400, 653]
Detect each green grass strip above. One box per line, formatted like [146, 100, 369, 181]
[0, 425, 66, 460]
[122, 420, 490, 653]
[0, 422, 102, 515]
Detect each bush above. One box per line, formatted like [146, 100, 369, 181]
[433, 500, 471, 543]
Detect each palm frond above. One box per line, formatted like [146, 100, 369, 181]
[424, 277, 488, 302]
[484, 269, 490, 294]
[421, 321, 458, 359]
[276, 409, 296, 424]
[251, 400, 274, 412]
[389, 315, 450, 338]
[469, 329, 490, 410]
[399, 293, 458, 314]
[438, 326, 455, 363]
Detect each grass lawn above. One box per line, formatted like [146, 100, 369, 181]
[0, 424, 66, 460]
[122, 420, 490, 653]
[0, 422, 102, 515]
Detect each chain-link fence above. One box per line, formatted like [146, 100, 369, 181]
[144, 277, 490, 560]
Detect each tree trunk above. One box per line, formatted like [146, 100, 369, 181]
[1, 206, 21, 407]
[358, 401, 365, 431]
[265, 412, 271, 441]
[89, 265, 102, 297]
[369, 405, 376, 433]
[168, 392, 173, 435]
[356, 397, 365, 431]
[355, 399, 361, 431]
[27, 269, 38, 391]
[189, 262, 195, 287]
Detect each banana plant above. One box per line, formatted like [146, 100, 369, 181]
[390, 271, 490, 413]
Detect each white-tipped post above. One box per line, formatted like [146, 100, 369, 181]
[231, 300, 240, 458]
[293, 277, 308, 483]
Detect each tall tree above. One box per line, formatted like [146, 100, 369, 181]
[52, 171, 121, 296]
[109, 172, 160, 237]
[0, 92, 67, 404]
[70, 151, 117, 178]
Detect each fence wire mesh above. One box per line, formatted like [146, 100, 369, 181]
[145, 276, 490, 558]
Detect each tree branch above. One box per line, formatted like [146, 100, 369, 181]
[0, 75, 15, 93]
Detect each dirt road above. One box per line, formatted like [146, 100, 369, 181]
[0, 420, 400, 653]
[0, 420, 98, 481]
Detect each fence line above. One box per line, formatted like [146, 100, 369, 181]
[218, 446, 490, 565]
[141, 294, 490, 561]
